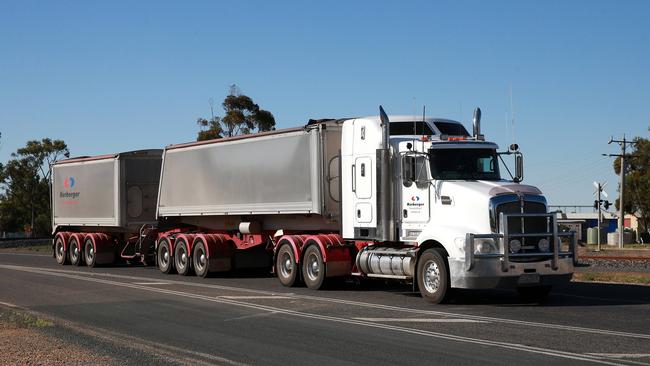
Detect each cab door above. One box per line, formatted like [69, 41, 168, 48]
[400, 153, 430, 240]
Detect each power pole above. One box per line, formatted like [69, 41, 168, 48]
[604, 135, 637, 248]
[597, 184, 602, 251]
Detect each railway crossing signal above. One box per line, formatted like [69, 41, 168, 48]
[593, 182, 608, 251]
[593, 200, 611, 210]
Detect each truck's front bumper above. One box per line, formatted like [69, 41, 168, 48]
[452, 212, 576, 289]
[449, 256, 573, 289]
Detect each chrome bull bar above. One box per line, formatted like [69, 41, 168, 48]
[465, 212, 576, 272]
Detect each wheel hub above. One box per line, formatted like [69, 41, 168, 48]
[280, 253, 293, 278]
[200, 254, 206, 265]
[423, 261, 440, 294]
[307, 254, 319, 280]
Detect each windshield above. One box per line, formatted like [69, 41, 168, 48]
[429, 148, 501, 180]
[433, 121, 469, 136]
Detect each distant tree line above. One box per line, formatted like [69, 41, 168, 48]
[0, 138, 69, 236]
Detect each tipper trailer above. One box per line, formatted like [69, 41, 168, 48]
[52, 107, 576, 303]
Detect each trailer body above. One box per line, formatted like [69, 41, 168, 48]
[157, 124, 341, 231]
[52, 150, 163, 232]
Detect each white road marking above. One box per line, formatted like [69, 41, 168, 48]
[3, 264, 649, 341]
[219, 295, 292, 300]
[131, 282, 172, 285]
[354, 317, 486, 323]
[586, 354, 650, 366]
[0, 301, 18, 308]
[224, 311, 281, 322]
[0, 264, 632, 365]
[587, 353, 650, 359]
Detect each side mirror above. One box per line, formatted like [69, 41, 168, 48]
[401, 152, 429, 187]
[514, 153, 524, 183]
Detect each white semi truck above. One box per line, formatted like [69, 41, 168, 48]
[51, 107, 575, 303]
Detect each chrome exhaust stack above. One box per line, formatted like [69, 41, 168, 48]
[472, 107, 484, 140]
[376, 106, 395, 242]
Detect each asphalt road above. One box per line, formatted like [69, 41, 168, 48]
[1, 252, 649, 366]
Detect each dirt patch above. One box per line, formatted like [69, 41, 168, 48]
[0, 307, 115, 366]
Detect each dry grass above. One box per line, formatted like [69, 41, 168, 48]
[573, 272, 650, 285]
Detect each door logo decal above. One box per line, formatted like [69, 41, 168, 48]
[407, 195, 424, 207]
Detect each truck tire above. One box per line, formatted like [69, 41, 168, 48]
[416, 249, 450, 304]
[302, 245, 326, 290]
[84, 238, 97, 268]
[193, 241, 210, 278]
[174, 240, 192, 276]
[517, 285, 552, 303]
[54, 236, 67, 265]
[69, 237, 83, 266]
[157, 238, 174, 274]
[276, 243, 299, 287]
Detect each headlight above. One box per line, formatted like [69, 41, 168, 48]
[537, 238, 550, 252]
[475, 239, 498, 254]
[509, 239, 522, 253]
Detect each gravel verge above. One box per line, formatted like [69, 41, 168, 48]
[0, 305, 181, 366]
[576, 258, 650, 273]
[0, 306, 115, 366]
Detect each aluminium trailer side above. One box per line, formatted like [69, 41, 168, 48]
[157, 123, 342, 232]
[52, 149, 163, 233]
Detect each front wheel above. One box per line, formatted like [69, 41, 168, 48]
[416, 249, 450, 304]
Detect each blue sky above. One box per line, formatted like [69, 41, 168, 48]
[1, 0, 648, 208]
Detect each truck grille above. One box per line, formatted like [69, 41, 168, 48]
[496, 201, 547, 232]
[490, 195, 549, 261]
